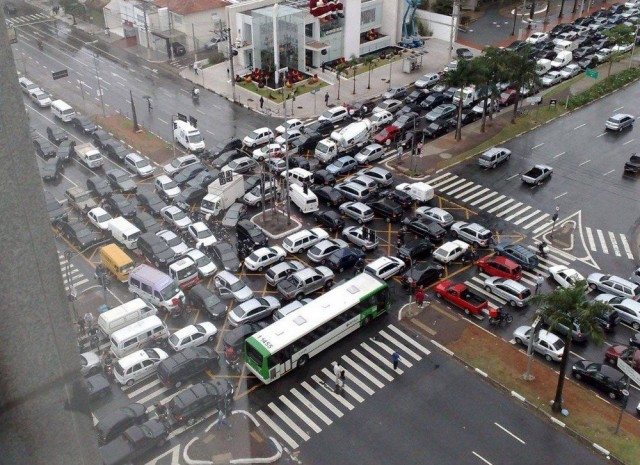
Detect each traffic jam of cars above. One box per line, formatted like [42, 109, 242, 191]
[23, 3, 640, 461]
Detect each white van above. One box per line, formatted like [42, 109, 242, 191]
[113, 347, 169, 386]
[553, 39, 578, 53]
[290, 184, 319, 213]
[128, 264, 185, 316]
[550, 51, 573, 69]
[51, 99, 75, 122]
[97, 298, 157, 338]
[535, 59, 552, 76]
[110, 316, 168, 358]
[108, 216, 141, 250]
[173, 120, 205, 153]
[283, 167, 313, 187]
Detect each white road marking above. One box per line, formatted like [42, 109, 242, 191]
[311, 374, 354, 409]
[553, 151, 566, 158]
[361, 342, 404, 373]
[301, 381, 343, 417]
[460, 187, 489, 202]
[268, 402, 311, 441]
[585, 227, 596, 251]
[608, 231, 621, 257]
[596, 229, 609, 254]
[341, 354, 385, 388]
[473, 451, 494, 464]
[623, 138, 635, 145]
[290, 388, 333, 425]
[206, 130, 215, 136]
[430, 174, 459, 188]
[487, 198, 514, 214]
[619, 234, 634, 260]
[574, 123, 586, 130]
[424, 172, 453, 184]
[440, 179, 471, 194]
[454, 184, 482, 199]
[477, 194, 505, 210]
[603, 169, 615, 176]
[351, 348, 394, 381]
[256, 410, 298, 449]
[496, 201, 522, 218]
[378, 330, 421, 361]
[578, 160, 591, 166]
[506, 173, 520, 180]
[387, 324, 432, 355]
[596, 132, 607, 137]
[470, 191, 498, 206]
[446, 181, 474, 196]
[279, 395, 322, 433]
[494, 422, 526, 444]
[523, 213, 550, 230]
[531, 143, 544, 149]
[554, 192, 567, 200]
[157, 118, 168, 125]
[613, 106, 624, 111]
[505, 205, 532, 222]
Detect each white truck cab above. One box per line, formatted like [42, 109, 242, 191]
[200, 172, 245, 219]
[173, 120, 205, 153]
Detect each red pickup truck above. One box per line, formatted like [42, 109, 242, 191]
[434, 280, 488, 315]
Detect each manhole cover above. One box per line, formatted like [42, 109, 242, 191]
[440, 153, 452, 159]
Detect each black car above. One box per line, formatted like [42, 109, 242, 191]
[136, 190, 167, 215]
[211, 241, 241, 272]
[188, 169, 218, 189]
[535, 49, 557, 61]
[84, 373, 111, 401]
[213, 149, 242, 170]
[595, 309, 621, 333]
[405, 90, 429, 105]
[392, 112, 420, 131]
[175, 186, 206, 210]
[99, 419, 167, 465]
[57, 140, 75, 163]
[173, 163, 207, 186]
[367, 199, 403, 223]
[456, 47, 473, 60]
[348, 100, 376, 119]
[137, 232, 175, 267]
[399, 130, 424, 150]
[401, 263, 444, 288]
[92, 129, 114, 149]
[46, 126, 68, 145]
[104, 141, 130, 161]
[222, 321, 269, 352]
[237, 220, 268, 247]
[294, 131, 324, 155]
[157, 347, 220, 389]
[244, 175, 261, 192]
[571, 361, 626, 400]
[103, 194, 137, 219]
[460, 110, 480, 125]
[41, 156, 63, 181]
[304, 119, 333, 136]
[424, 119, 451, 139]
[95, 403, 148, 444]
[396, 103, 423, 117]
[132, 211, 162, 234]
[44, 191, 68, 224]
[420, 92, 446, 111]
[168, 380, 233, 424]
[58, 220, 102, 249]
[313, 210, 345, 232]
[71, 115, 97, 134]
[187, 284, 227, 319]
[212, 137, 243, 157]
[313, 169, 336, 186]
[86, 175, 113, 199]
[33, 137, 57, 159]
[171, 41, 186, 56]
[397, 239, 435, 263]
[578, 55, 598, 70]
[289, 156, 311, 171]
[313, 186, 344, 207]
[106, 168, 137, 193]
[402, 217, 447, 242]
[324, 247, 366, 273]
[550, 23, 574, 37]
[443, 87, 458, 101]
[386, 190, 413, 209]
[624, 153, 640, 174]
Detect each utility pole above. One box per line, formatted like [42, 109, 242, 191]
[93, 54, 106, 117]
[523, 316, 542, 381]
[449, 1, 460, 60]
[550, 206, 559, 239]
[285, 130, 291, 225]
[227, 27, 236, 102]
[192, 22, 198, 64]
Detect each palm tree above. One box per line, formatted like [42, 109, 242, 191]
[363, 55, 376, 89]
[468, 58, 492, 133]
[480, 47, 510, 128]
[506, 48, 539, 123]
[604, 25, 635, 76]
[443, 59, 474, 141]
[335, 63, 347, 101]
[349, 55, 359, 95]
[529, 281, 610, 413]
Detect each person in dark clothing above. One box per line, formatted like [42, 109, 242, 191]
[324, 92, 329, 106]
[259, 96, 264, 109]
[354, 258, 365, 275]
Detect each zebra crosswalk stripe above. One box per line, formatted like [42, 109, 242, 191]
[290, 388, 333, 425]
[608, 231, 621, 257]
[470, 191, 498, 206]
[488, 198, 514, 214]
[311, 375, 355, 410]
[279, 395, 322, 433]
[367, 340, 413, 368]
[257, 410, 299, 449]
[351, 348, 394, 381]
[387, 324, 431, 356]
[596, 229, 609, 254]
[268, 402, 311, 441]
[428, 172, 455, 184]
[455, 184, 482, 199]
[301, 381, 343, 417]
[478, 194, 506, 210]
[619, 234, 634, 260]
[442, 180, 473, 195]
[585, 227, 597, 251]
[341, 354, 385, 388]
[430, 175, 458, 189]
[378, 330, 421, 361]
[495, 201, 522, 218]
[523, 213, 550, 230]
[505, 205, 532, 222]
[460, 186, 489, 202]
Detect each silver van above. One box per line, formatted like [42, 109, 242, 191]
[128, 264, 185, 316]
[478, 147, 511, 169]
[284, 167, 314, 187]
[97, 298, 156, 338]
[108, 216, 141, 250]
[335, 181, 371, 202]
[290, 184, 319, 214]
[110, 316, 169, 358]
[113, 348, 169, 386]
[484, 277, 531, 307]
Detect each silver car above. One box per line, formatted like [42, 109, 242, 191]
[214, 270, 254, 302]
[484, 277, 531, 307]
[265, 260, 306, 286]
[587, 273, 640, 300]
[307, 239, 348, 263]
[415, 206, 454, 228]
[228, 296, 281, 327]
[339, 201, 374, 224]
[513, 326, 565, 362]
[342, 226, 379, 251]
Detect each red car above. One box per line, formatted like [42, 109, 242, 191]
[476, 256, 522, 280]
[604, 345, 640, 373]
[373, 125, 401, 146]
[434, 280, 488, 316]
[498, 89, 517, 106]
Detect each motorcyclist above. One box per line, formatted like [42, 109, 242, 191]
[354, 257, 365, 275]
[192, 87, 200, 98]
[538, 241, 548, 257]
[37, 39, 43, 50]
[496, 306, 506, 322]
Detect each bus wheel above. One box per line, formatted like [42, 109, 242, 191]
[362, 315, 372, 326]
[298, 355, 309, 367]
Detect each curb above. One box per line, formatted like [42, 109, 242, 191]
[249, 210, 302, 240]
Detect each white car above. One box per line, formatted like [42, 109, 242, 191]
[168, 322, 217, 351]
[432, 240, 469, 264]
[368, 110, 394, 130]
[87, 207, 112, 231]
[595, 48, 612, 63]
[275, 118, 303, 135]
[30, 89, 52, 107]
[612, 43, 633, 53]
[559, 64, 581, 80]
[252, 143, 283, 162]
[526, 32, 549, 44]
[156, 229, 189, 255]
[155, 175, 181, 200]
[513, 326, 564, 362]
[187, 222, 216, 249]
[275, 129, 302, 146]
[548, 265, 585, 288]
[160, 205, 192, 230]
[541, 71, 563, 87]
[184, 248, 217, 277]
[307, 239, 348, 263]
[471, 99, 499, 115]
[364, 256, 405, 280]
[214, 270, 254, 302]
[415, 206, 454, 228]
[242, 127, 274, 148]
[244, 246, 287, 271]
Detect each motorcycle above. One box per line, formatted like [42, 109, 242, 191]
[489, 310, 513, 327]
[37, 39, 44, 51]
[192, 88, 200, 101]
[225, 347, 240, 373]
[536, 242, 549, 258]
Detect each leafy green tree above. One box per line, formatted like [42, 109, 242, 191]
[442, 59, 475, 140]
[363, 55, 376, 90]
[59, 0, 86, 25]
[479, 47, 510, 130]
[335, 63, 347, 101]
[505, 48, 539, 123]
[349, 55, 359, 95]
[604, 25, 636, 76]
[529, 281, 610, 413]
[432, 0, 453, 15]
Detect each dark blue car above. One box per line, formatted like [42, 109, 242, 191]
[323, 247, 366, 273]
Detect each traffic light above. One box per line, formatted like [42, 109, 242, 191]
[189, 116, 198, 128]
[225, 170, 233, 183]
[368, 230, 376, 243]
[218, 172, 226, 185]
[303, 182, 308, 195]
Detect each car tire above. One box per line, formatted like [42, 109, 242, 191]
[361, 245, 367, 252]
[515, 337, 523, 345]
[362, 315, 372, 326]
[325, 280, 333, 289]
[606, 357, 615, 365]
[464, 308, 470, 315]
[298, 354, 309, 367]
[126, 379, 135, 387]
[258, 266, 263, 272]
[386, 217, 391, 223]
[295, 293, 303, 300]
[574, 372, 582, 380]
[608, 391, 617, 400]
[633, 322, 640, 330]
[358, 218, 364, 224]
[544, 354, 552, 362]
[509, 300, 517, 307]
[208, 335, 215, 342]
[175, 380, 183, 388]
[473, 241, 480, 248]
[485, 285, 492, 293]
[589, 283, 597, 290]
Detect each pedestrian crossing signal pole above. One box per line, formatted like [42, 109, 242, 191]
[550, 206, 559, 239]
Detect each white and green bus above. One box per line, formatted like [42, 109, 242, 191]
[244, 273, 390, 384]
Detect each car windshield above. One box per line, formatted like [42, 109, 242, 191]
[170, 159, 183, 168]
[159, 283, 180, 300]
[165, 235, 181, 247]
[321, 111, 334, 119]
[96, 213, 110, 223]
[198, 229, 212, 238]
[173, 210, 187, 220]
[227, 209, 240, 219]
[230, 280, 245, 292]
[164, 180, 178, 190]
[195, 254, 210, 267]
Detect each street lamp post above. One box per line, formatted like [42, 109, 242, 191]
[285, 130, 291, 225]
[550, 206, 560, 239]
[93, 53, 106, 117]
[171, 114, 177, 158]
[94, 264, 109, 306]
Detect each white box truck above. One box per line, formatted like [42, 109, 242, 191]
[173, 119, 206, 153]
[200, 172, 245, 219]
[314, 120, 371, 164]
[452, 86, 483, 108]
[74, 142, 104, 168]
[395, 182, 434, 203]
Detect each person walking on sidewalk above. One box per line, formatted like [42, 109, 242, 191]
[193, 64, 199, 75]
[535, 273, 544, 295]
[259, 96, 264, 110]
[415, 287, 425, 308]
[324, 92, 329, 106]
[392, 351, 400, 371]
[84, 312, 95, 332]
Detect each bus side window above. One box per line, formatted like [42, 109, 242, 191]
[377, 289, 390, 308]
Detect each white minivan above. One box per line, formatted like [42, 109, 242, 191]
[108, 216, 141, 250]
[110, 316, 169, 358]
[97, 298, 156, 338]
[289, 184, 319, 214]
[113, 347, 169, 386]
[51, 99, 75, 122]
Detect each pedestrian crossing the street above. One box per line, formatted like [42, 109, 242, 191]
[59, 251, 90, 293]
[428, 172, 634, 260]
[5, 13, 53, 27]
